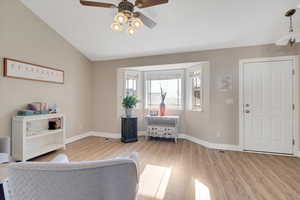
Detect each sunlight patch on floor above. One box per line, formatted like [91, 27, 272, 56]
[138, 164, 172, 199]
[195, 179, 211, 200]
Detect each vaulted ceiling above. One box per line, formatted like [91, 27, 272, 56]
[21, 0, 300, 61]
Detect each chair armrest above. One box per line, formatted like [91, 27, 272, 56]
[129, 152, 140, 182]
[50, 154, 69, 163]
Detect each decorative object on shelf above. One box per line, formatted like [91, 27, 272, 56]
[122, 96, 139, 117]
[160, 87, 167, 116]
[17, 102, 50, 116]
[3, 58, 64, 84]
[27, 102, 41, 111]
[49, 118, 62, 130]
[80, 0, 169, 35]
[17, 102, 55, 116]
[121, 117, 138, 143]
[48, 104, 60, 114]
[28, 102, 49, 114]
[149, 110, 159, 116]
[17, 110, 35, 116]
[145, 115, 179, 143]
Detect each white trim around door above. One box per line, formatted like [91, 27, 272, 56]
[239, 56, 299, 155]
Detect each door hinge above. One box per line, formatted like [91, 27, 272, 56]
[292, 69, 295, 75]
[292, 104, 295, 111]
[292, 139, 295, 146]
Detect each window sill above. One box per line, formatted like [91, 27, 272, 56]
[145, 107, 184, 111]
[187, 109, 203, 112]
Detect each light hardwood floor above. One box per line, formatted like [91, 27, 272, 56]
[34, 136, 300, 200]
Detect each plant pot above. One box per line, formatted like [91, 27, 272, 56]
[125, 108, 133, 118]
[160, 102, 166, 116]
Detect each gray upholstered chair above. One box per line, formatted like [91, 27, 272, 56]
[0, 136, 12, 163]
[7, 153, 140, 200]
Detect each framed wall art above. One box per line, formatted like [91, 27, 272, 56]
[3, 58, 64, 84]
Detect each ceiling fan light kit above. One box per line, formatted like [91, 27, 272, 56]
[114, 12, 128, 24]
[111, 22, 123, 32]
[80, 0, 168, 35]
[112, 11, 143, 35]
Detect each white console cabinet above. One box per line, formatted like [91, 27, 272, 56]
[12, 114, 66, 161]
[145, 116, 179, 142]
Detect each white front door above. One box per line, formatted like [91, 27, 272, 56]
[241, 59, 295, 154]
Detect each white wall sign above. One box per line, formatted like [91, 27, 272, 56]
[217, 74, 232, 92]
[4, 58, 64, 84]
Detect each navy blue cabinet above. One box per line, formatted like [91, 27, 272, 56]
[121, 117, 138, 143]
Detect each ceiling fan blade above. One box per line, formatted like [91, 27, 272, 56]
[80, 0, 117, 8]
[135, 0, 168, 8]
[134, 12, 157, 29]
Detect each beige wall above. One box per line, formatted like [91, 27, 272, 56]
[93, 44, 300, 146]
[0, 0, 93, 138]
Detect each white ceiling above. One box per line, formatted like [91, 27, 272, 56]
[20, 0, 300, 61]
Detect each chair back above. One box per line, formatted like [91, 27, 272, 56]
[8, 158, 139, 200]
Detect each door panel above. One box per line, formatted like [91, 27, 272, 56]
[243, 60, 294, 154]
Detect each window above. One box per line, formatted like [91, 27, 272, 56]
[124, 71, 138, 96]
[191, 70, 202, 110]
[145, 70, 183, 110]
[186, 65, 204, 111]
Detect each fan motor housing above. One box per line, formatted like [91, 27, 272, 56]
[118, 0, 134, 13]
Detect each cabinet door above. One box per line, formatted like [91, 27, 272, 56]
[122, 118, 137, 141]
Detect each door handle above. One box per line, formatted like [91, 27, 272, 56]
[244, 110, 250, 114]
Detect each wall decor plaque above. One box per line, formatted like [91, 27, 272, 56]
[3, 58, 64, 84]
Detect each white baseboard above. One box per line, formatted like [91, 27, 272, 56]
[67, 131, 241, 152]
[66, 132, 91, 144]
[89, 131, 146, 139]
[179, 134, 241, 151]
[90, 131, 121, 139]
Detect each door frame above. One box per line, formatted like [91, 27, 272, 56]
[239, 56, 299, 155]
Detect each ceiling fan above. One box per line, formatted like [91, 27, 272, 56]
[276, 9, 298, 46]
[80, 0, 169, 35]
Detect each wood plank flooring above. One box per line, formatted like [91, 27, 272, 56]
[34, 136, 300, 200]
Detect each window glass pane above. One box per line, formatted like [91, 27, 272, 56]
[125, 76, 137, 97]
[147, 78, 182, 109]
[191, 73, 202, 109]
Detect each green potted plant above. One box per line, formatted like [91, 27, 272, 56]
[122, 96, 139, 117]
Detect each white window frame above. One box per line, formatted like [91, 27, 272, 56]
[186, 62, 210, 112]
[124, 71, 139, 97]
[117, 69, 142, 117]
[144, 70, 185, 110]
[191, 69, 203, 111]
